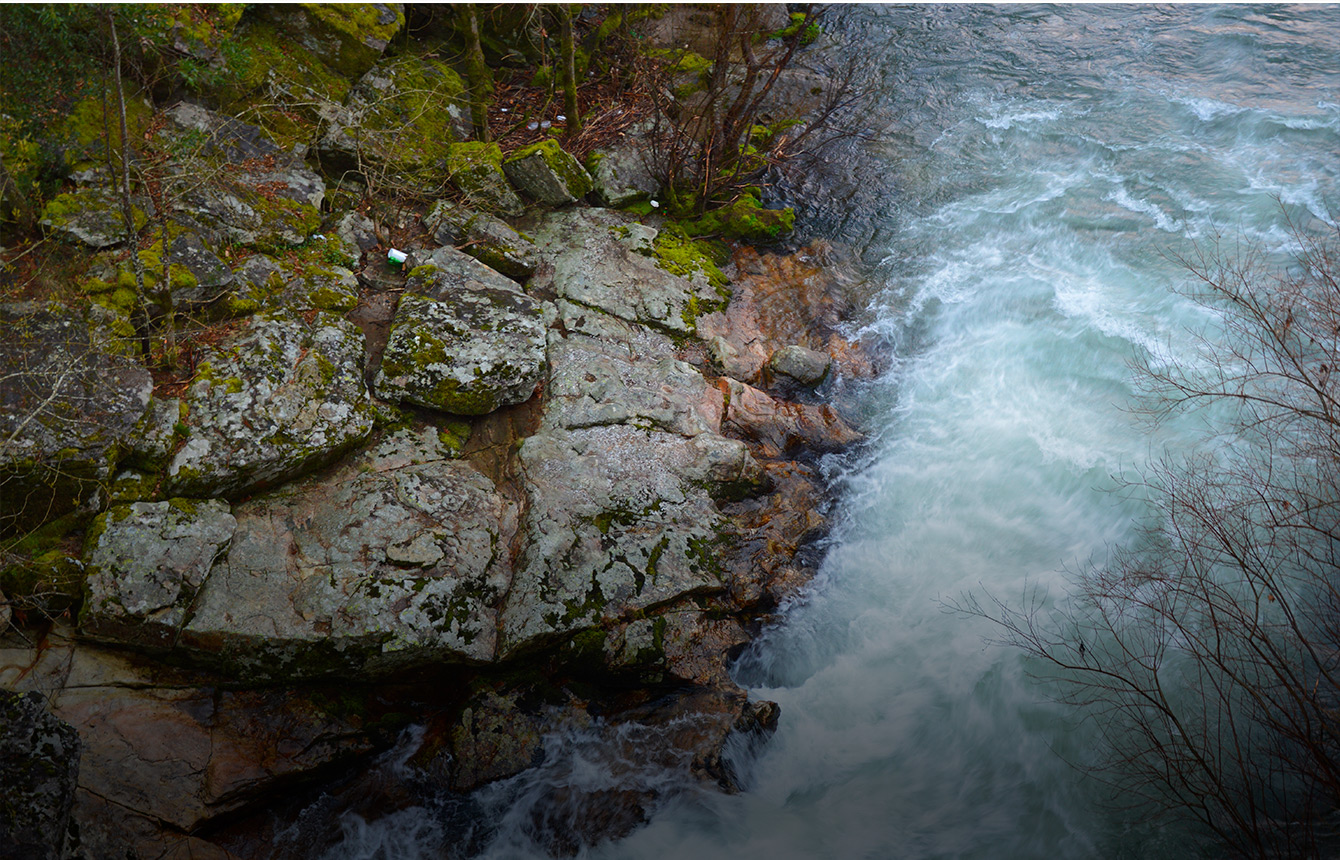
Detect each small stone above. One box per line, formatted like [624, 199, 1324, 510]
[768, 344, 831, 386]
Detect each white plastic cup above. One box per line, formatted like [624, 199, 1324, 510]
[387, 248, 408, 268]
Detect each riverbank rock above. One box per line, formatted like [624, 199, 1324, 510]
[0, 690, 80, 860]
[501, 424, 761, 656]
[0, 304, 153, 532]
[697, 242, 877, 383]
[530, 208, 721, 335]
[768, 343, 831, 386]
[716, 377, 863, 457]
[176, 428, 515, 677]
[374, 286, 547, 415]
[165, 310, 373, 498]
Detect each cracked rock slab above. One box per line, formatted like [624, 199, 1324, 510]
[545, 301, 722, 436]
[500, 425, 761, 656]
[81, 499, 237, 651]
[179, 428, 515, 677]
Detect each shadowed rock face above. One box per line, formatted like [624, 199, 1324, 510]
[0, 304, 153, 533]
[0, 690, 80, 860]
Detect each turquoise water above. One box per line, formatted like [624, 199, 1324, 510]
[323, 6, 1340, 858]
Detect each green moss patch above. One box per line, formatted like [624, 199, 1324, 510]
[684, 194, 795, 244]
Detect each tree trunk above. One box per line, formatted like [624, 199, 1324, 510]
[106, 10, 152, 358]
[559, 5, 581, 136]
[463, 5, 493, 142]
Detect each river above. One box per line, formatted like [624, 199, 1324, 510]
[323, 6, 1340, 858]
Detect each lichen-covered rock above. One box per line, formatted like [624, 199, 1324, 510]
[204, 18, 352, 150]
[165, 310, 373, 498]
[375, 289, 546, 415]
[39, 187, 151, 248]
[0, 304, 153, 532]
[258, 4, 405, 80]
[280, 265, 361, 313]
[500, 425, 762, 656]
[318, 53, 469, 187]
[423, 200, 540, 280]
[404, 246, 525, 295]
[502, 138, 594, 206]
[223, 254, 285, 317]
[545, 301, 722, 437]
[768, 343, 831, 386]
[530, 208, 724, 335]
[0, 690, 80, 860]
[446, 142, 525, 216]
[178, 428, 515, 676]
[162, 103, 324, 249]
[81, 499, 237, 650]
[160, 230, 237, 311]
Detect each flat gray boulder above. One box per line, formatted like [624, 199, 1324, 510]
[405, 245, 525, 295]
[545, 301, 722, 437]
[165, 310, 373, 497]
[375, 289, 546, 415]
[81, 499, 236, 650]
[178, 428, 515, 676]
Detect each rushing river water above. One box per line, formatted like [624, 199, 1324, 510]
[323, 6, 1340, 858]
